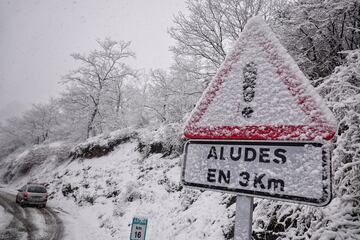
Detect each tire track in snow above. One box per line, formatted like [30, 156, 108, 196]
[38, 207, 64, 240]
[0, 191, 30, 240]
[0, 191, 64, 240]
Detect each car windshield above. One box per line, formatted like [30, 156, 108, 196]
[27, 186, 46, 193]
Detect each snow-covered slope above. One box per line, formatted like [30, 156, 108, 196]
[0, 127, 234, 239]
[1, 114, 359, 239]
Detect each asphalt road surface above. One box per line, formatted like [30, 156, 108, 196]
[0, 191, 64, 240]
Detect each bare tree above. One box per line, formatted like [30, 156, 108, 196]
[63, 39, 136, 138]
[169, 0, 286, 84]
[145, 67, 203, 124]
[274, 0, 360, 79]
[0, 99, 60, 153]
[22, 102, 59, 144]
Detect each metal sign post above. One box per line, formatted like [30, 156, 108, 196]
[235, 196, 253, 240]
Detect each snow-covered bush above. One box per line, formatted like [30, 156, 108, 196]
[1, 142, 71, 183]
[310, 50, 360, 238]
[61, 183, 78, 197]
[274, 0, 360, 80]
[70, 128, 138, 159]
[319, 50, 360, 202]
[251, 50, 360, 239]
[137, 123, 184, 157]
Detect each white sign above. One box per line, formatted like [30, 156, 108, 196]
[182, 140, 331, 206]
[130, 217, 148, 240]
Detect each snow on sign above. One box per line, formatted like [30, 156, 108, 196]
[182, 140, 331, 206]
[130, 217, 148, 240]
[183, 17, 337, 141]
[181, 16, 337, 207]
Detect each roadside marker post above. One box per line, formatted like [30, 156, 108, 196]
[130, 217, 148, 240]
[181, 16, 337, 240]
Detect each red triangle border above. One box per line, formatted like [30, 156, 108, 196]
[184, 21, 336, 141]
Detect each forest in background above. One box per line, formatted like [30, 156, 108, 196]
[0, 0, 359, 239]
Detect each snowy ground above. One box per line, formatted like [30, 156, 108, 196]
[0, 189, 63, 240]
[1, 131, 359, 239]
[1, 140, 233, 240]
[0, 205, 12, 231]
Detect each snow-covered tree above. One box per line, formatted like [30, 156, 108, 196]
[169, 0, 287, 84]
[102, 81, 149, 130]
[63, 38, 136, 138]
[251, 49, 360, 240]
[0, 117, 27, 159]
[23, 102, 60, 144]
[319, 50, 360, 202]
[274, 0, 360, 80]
[145, 67, 203, 124]
[0, 99, 61, 159]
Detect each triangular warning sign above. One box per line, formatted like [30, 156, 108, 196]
[184, 16, 337, 141]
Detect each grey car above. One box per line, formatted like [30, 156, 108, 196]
[16, 183, 48, 208]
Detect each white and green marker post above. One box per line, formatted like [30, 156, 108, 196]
[130, 217, 148, 240]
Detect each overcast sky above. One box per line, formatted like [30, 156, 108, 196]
[0, 0, 186, 122]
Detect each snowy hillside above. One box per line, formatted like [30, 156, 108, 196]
[1, 117, 359, 239]
[0, 1, 359, 239]
[0, 126, 235, 239]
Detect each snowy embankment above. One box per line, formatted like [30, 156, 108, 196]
[1, 122, 359, 239]
[0, 125, 233, 240]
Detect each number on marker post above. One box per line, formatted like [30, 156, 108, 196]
[135, 231, 141, 238]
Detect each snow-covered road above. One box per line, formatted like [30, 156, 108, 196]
[0, 191, 64, 240]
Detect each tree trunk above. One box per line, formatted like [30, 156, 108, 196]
[116, 92, 121, 113]
[87, 105, 99, 138]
